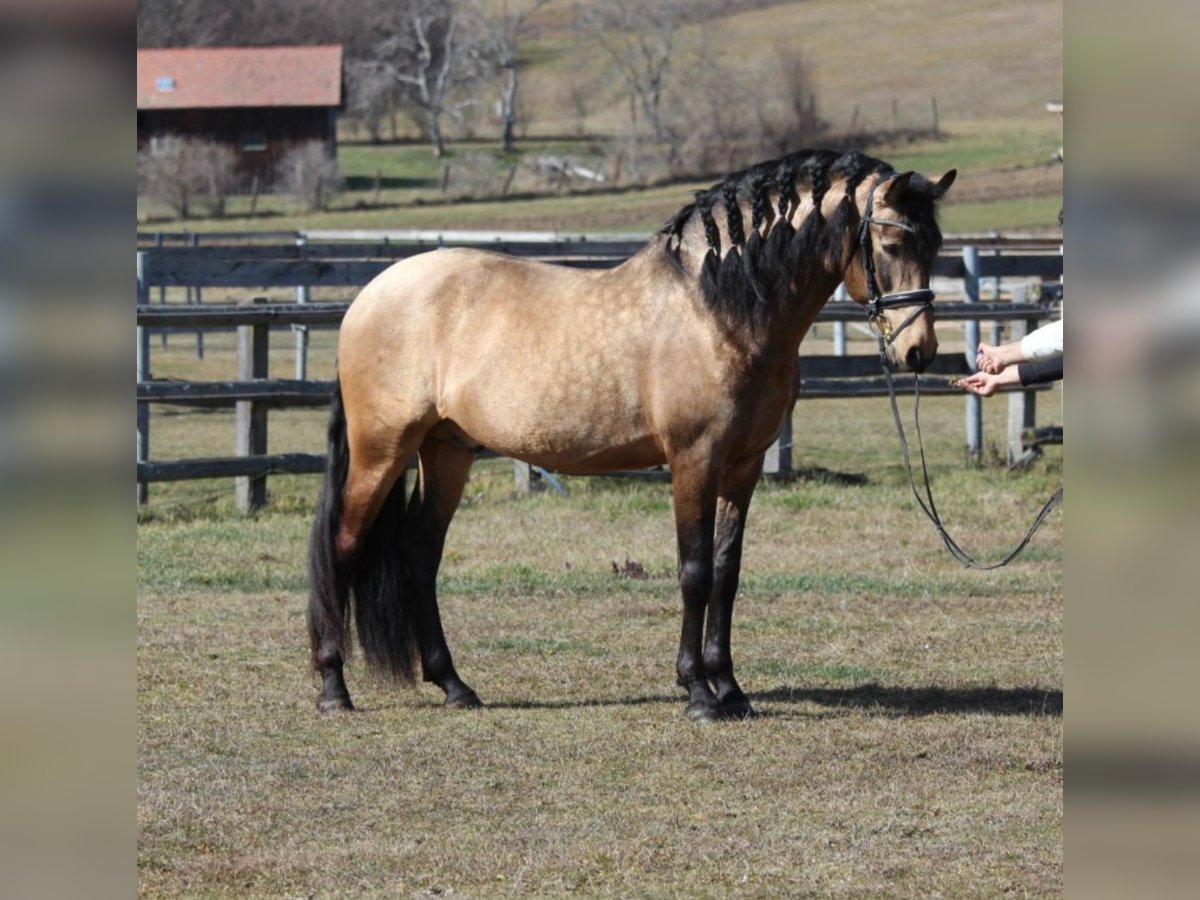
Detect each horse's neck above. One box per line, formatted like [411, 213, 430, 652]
[772, 272, 845, 357]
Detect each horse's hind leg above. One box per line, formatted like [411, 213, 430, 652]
[406, 437, 481, 709]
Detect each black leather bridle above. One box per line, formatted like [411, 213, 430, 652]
[858, 172, 935, 347]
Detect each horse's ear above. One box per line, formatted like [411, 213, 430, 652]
[882, 171, 914, 205]
[931, 168, 957, 199]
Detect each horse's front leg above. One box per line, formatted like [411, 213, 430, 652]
[669, 454, 721, 722]
[703, 455, 765, 719]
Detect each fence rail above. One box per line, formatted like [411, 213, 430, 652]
[136, 239, 1061, 511]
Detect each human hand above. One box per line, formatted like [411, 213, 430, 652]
[957, 365, 1021, 396]
[956, 371, 1002, 396]
[975, 341, 1021, 374]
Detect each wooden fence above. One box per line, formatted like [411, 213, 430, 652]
[136, 236, 1061, 511]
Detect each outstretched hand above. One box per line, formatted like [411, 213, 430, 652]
[957, 367, 1020, 397]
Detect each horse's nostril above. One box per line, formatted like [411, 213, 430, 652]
[906, 346, 926, 373]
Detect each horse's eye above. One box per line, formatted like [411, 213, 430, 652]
[882, 243, 902, 258]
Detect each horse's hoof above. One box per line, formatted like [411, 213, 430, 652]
[721, 698, 760, 720]
[445, 689, 483, 710]
[685, 700, 721, 723]
[317, 694, 354, 715]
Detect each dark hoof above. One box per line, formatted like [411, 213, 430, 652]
[685, 700, 722, 723]
[445, 689, 483, 710]
[721, 698, 760, 720]
[317, 694, 354, 715]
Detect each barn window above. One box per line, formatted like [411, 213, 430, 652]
[155, 76, 175, 92]
[240, 133, 267, 152]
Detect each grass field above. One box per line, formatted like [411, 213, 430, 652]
[137, 331, 1062, 896]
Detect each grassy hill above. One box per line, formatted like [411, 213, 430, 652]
[137, 0, 1062, 235]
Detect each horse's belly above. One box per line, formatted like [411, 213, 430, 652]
[442, 380, 665, 474]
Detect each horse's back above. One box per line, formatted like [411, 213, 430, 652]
[336, 247, 699, 470]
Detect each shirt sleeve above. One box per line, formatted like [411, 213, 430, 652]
[1019, 319, 1063, 360]
[1018, 355, 1063, 387]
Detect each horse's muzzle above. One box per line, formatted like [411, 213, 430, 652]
[905, 345, 932, 373]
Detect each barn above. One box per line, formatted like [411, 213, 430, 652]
[136, 45, 343, 182]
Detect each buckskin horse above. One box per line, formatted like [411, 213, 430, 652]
[308, 149, 956, 721]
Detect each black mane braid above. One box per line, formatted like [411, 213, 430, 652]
[658, 149, 945, 325]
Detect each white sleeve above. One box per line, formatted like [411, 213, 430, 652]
[1019, 319, 1063, 360]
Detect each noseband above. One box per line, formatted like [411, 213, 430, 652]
[858, 173, 935, 346]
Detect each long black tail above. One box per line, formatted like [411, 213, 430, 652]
[307, 381, 418, 682]
[308, 383, 352, 671]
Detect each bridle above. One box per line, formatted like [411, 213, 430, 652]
[858, 172, 935, 347]
[858, 173, 1063, 570]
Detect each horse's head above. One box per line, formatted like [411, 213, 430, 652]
[842, 168, 957, 372]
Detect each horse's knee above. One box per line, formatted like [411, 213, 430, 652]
[678, 559, 712, 602]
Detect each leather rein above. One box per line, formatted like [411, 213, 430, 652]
[859, 174, 1063, 570]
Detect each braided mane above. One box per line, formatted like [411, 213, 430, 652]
[659, 149, 945, 325]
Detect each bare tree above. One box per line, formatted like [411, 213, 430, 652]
[753, 47, 827, 156]
[276, 141, 341, 211]
[362, 0, 486, 158]
[345, 59, 398, 143]
[574, 0, 687, 144]
[477, 0, 553, 152]
[137, 136, 238, 219]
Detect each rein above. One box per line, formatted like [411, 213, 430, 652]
[861, 174, 1063, 570]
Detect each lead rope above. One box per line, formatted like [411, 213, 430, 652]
[877, 335, 1063, 570]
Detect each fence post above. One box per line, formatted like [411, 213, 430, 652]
[235, 297, 270, 513]
[294, 235, 310, 380]
[1007, 317, 1039, 465]
[137, 251, 150, 505]
[763, 399, 795, 477]
[962, 245, 982, 463]
[190, 233, 204, 359]
[513, 460, 533, 493]
[833, 283, 847, 356]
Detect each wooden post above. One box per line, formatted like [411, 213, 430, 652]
[137, 251, 150, 505]
[929, 95, 939, 136]
[235, 297, 270, 513]
[1006, 318, 1038, 465]
[294, 235, 310, 380]
[513, 460, 533, 494]
[962, 245, 982, 463]
[763, 402, 794, 477]
[155, 233, 167, 348]
[190, 233, 204, 359]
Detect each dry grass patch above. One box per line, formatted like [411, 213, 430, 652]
[140, 392, 1061, 896]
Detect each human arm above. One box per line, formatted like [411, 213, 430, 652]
[975, 320, 1063, 373]
[1017, 354, 1063, 386]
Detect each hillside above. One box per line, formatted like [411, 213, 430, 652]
[137, 0, 1063, 234]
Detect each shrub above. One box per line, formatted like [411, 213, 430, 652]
[137, 135, 238, 219]
[276, 141, 341, 212]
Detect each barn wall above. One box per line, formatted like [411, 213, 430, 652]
[137, 106, 337, 184]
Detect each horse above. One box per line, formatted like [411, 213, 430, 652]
[308, 149, 956, 722]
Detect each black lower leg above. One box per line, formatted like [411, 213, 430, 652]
[315, 642, 354, 713]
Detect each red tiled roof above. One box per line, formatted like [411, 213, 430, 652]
[137, 45, 342, 110]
